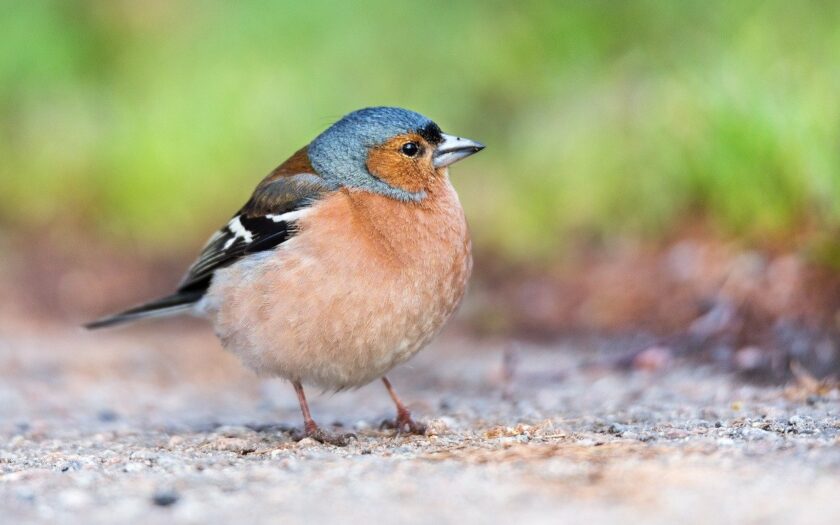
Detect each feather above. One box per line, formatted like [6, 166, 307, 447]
[85, 150, 332, 330]
[83, 290, 203, 329]
[176, 172, 330, 293]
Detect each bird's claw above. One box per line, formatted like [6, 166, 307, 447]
[399, 418, 427, 435]
[292, 427, 356, 447]
[380, 414, 427, 435]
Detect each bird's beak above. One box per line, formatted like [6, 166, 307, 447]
[433, 133, 485, 168]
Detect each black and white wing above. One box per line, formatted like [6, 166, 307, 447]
[85, 166, 332, 329]
[178, 172, 329, 295]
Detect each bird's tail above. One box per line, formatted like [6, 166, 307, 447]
[84, 290, 204, 330]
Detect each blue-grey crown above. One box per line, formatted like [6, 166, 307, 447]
[307, 107, 438, 202]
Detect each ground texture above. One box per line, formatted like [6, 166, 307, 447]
[1, 321, 839, 524]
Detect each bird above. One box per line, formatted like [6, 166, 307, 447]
[86, 106, 484, 444]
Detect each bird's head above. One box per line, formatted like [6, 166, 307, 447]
[308, 107, 484, 202]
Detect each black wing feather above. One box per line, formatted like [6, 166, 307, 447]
[175, 172, 330, 293]
[85, 171, 331, 329]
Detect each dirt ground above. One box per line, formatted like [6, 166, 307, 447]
[1, 318, 839, 525]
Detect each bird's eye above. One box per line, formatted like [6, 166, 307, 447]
[401, 142, 419, 157]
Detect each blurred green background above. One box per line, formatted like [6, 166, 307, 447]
[3, 0, 840, 261]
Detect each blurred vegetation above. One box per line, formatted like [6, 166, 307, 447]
[3, 1, 840, 260]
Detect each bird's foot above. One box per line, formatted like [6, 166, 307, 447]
[380, 410, 427, 435]
[292, 424, 356, 446]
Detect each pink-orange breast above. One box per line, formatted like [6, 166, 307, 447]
[204, 177, 472, 390]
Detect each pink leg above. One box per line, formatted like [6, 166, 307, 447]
[382, 377, 426, 435]
[292, 381, 354, 446]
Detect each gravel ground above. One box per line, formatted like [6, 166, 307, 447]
[1, 321, 839, 524]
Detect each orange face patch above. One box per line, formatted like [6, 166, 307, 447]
[366, 133, 439, 194]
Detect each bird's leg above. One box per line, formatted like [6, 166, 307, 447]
[293, 381, 319, 435]
[292, 381, 353, 446]
[381, 377, 426, 435]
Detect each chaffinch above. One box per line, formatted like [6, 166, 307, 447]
[87, 107, 484, 444]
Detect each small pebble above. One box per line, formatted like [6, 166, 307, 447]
[213, 437, 255, 454]
[608, 423, 628, 435]
[60, 460, 82, 472]
[97, 409, 119, 422]
[123, 463, 145, 473]
[269, 449, 290, 460]
[633, 346, 673, 371]
[425, 419, 450, 436]
[215, 425, 251, 438]
[152, 490, 179, 507]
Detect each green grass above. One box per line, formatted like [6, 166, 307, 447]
[3, 1, 840, 260]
